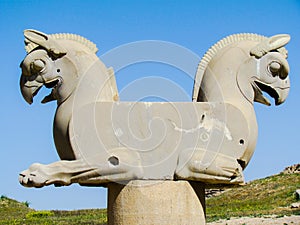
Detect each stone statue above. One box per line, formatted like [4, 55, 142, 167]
[19, 30, 290, 188]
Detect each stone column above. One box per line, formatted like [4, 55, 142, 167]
[107, 180, 205, 225]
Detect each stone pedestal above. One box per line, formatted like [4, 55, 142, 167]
[107, 180, 206, 225]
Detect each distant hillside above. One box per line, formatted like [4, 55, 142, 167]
[206, 172, 300, 222]
[0, 195, 106, 225]
[1, 171, 299, 224]
[0, 195, 33, 221]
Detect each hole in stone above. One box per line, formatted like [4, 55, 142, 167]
[239, 139, 244, 145]
[230, 175, 237, 180]
[108, 156, 119, 166]
[201, 114, 205, 122]
[237, 159, 246, 169]
[57, 69, 61, 73]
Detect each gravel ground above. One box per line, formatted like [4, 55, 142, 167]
[207, 215, 300, 225]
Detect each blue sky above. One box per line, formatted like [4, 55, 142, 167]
[0, 0, 299, 210]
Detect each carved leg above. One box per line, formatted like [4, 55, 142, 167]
[19, 148, 143, 188]
[19, 160, 97, 187]
[175, 148, 244, 184]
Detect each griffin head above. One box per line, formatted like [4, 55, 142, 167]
[251, 34, 290, 106]
[238, 34, 290, 106]
[252, 51, 290, 106]
[20, 30, 78, 105]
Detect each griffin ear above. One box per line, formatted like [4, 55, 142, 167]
[250, 34, 290, 58]
[268, 34, 290, 49]
[24, 29, 49, 43]
[24, 29, 67, 58]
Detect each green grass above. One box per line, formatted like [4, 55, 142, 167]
[0, 195, 107, 225]
[0, 195, 33, 222]
[1, 173, 299, 224]
[206, 173, 300, 222]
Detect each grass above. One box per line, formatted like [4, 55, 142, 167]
[0, 195, 33, 222]
[0, 195, 107, 225]
[206, 173, 300, 222]
[1, 173, 299, 224]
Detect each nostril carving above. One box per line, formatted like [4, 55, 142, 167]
[108, 156, 119, 166]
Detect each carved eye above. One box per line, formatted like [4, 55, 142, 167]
[30, 59, 45, 74]
[268, 61, 281, 77]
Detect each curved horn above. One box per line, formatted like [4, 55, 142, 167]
[24, 29, 67, 58]
[250, 34, 290, 58]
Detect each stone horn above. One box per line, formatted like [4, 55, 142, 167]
[24, 29, 67, 58]
[250, 34, 290, 58]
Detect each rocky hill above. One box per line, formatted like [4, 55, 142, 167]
[206, 165, 300, 223]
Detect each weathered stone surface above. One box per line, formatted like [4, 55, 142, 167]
[18, 29, 292, 225]
[18, 30, 291, 188]
[291, 202, 300, 209]
[108, 180, 205, 225]
[282, 164, 300, 174]
[295, 189, 300, 200]
[205, 188, 225, 198]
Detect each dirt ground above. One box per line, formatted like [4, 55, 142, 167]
[207, 215, 300, 225]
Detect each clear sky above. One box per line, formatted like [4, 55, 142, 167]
[0, 0, 299, 210]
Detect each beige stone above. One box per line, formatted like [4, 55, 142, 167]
[18, 29, 292, 225]
[18, 30, 291, 188]
[108, 180, 205, 225]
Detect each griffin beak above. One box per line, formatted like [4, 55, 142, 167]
[274, 86, 289, 105]
[253, 77, 290, 106]
[20, 74, 43, 104]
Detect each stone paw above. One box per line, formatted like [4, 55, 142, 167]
[19, 163, 48, 188]
[19, 163, 72, 188]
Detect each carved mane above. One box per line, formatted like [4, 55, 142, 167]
[193, 33, 288, 101]
[25, 33, 98, 54]
[19, 30, 291, 190]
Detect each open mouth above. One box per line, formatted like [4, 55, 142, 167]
[32, 86, 43, 98]
[44, 79, 59, 89]
[254, 81, 279, 105]
[40, 78, 61, 104]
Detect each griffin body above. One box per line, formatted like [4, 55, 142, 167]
[19, 30, 290, 187]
